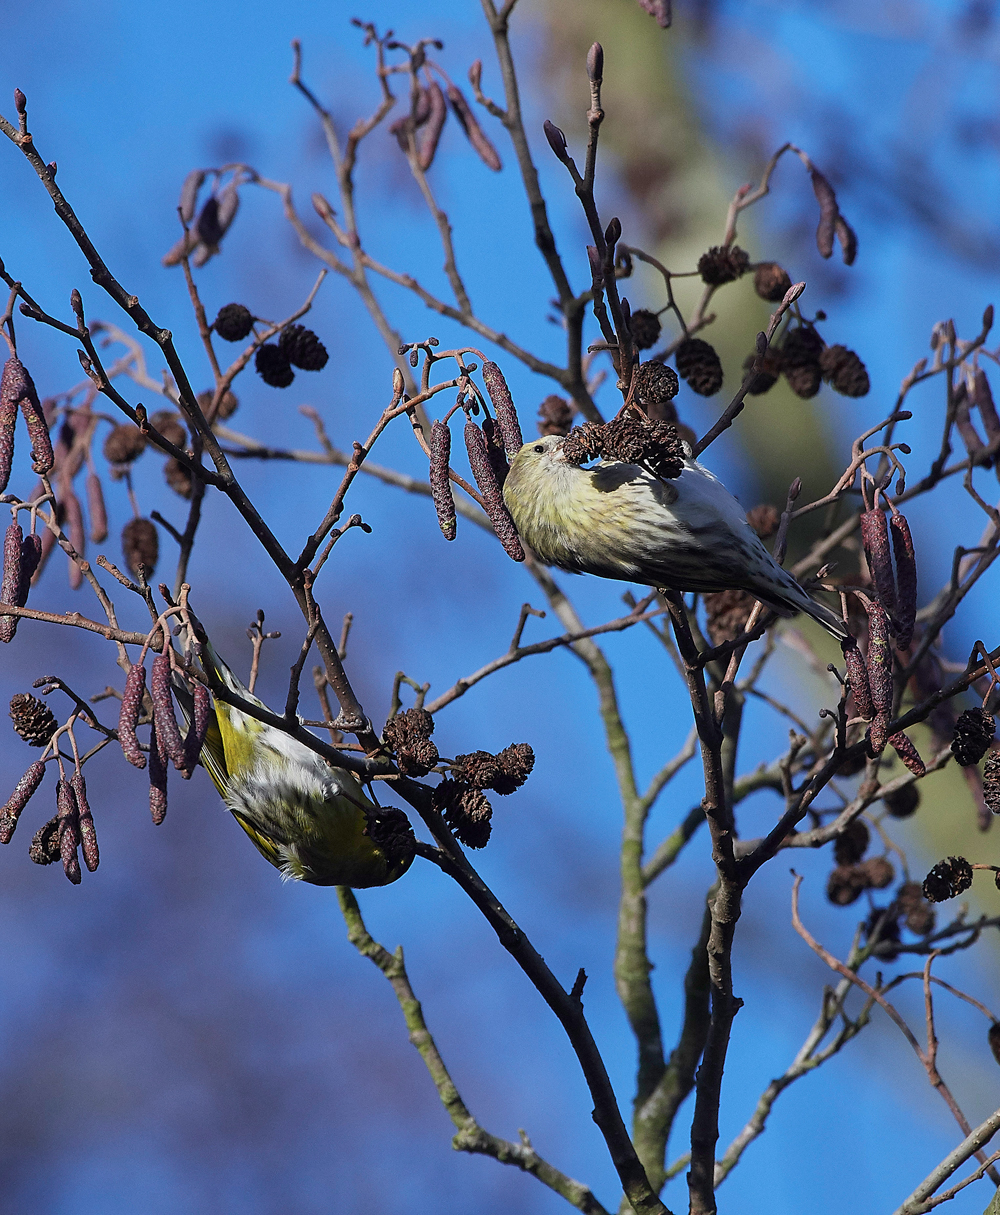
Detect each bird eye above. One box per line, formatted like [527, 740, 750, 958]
[533, 445, 544, 453]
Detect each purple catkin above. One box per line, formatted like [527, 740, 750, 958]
[0, 522, 23, 643]
[446, 84, 502, 171]
[417, 82, 447, 171]
[19, 531, 42, 590]
[464, 420, 524, 562]
[151, 655, 186, 769]
[56, 777, 81, 885]
[482, 362, 523, 456]
[889, 732, 926, 778]
[974, 369, 1000, 443]
[33, 522, 57, 584]
[0, 760, 46, 844]
[834, 216, 858, 266]
[216, 182, 240, 236]
[412, 86, 432, 127]
[178, 169, 206, 223]
[0, 361, 18, 494]
[148, 715, 168, 825]
[841, 636, 874, 721]
[860, 508, 897, 619]
[889, 512, 917, 650]
[953, 383, 988, 462]
[72, 771, 99, 872]
[811, 169, 838, 259]
[86, 471, 108, 543]
[63, 487, 85, 590]
[481, 415, 510, 486]
[429, 421, 457, 541]
[865, 600, 893, 755]
[181, 682, 211, 779]
[865, 601, 894, 716]
[868, 709, 891, 757]
[5, 359, 54, 474]
[118, 664, 147, 769]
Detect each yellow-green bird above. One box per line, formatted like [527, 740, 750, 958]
[181, 634, 414, 888]
[502, 434, 847, 639]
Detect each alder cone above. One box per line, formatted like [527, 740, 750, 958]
[255, 344, 295, 388]
[859, 855, 895, 889]
[213, 303, 254, 342]
[675, 338, 723, 397]
[537, 395, 575, 437]
[743, 349, 783, 396]
[164, 457, 194, 499]
[746, 504, 780, 538]
[122, 517, 159, 577]
[884, 782, 919, 819]
[782, 327, 824, 364]
[149, 410, 186, 448]
[922, 856, 973, 902]
[951, 708, 995, 767]
[784, 360, 822, 399]
[633, 361, 679, 406]
[819, 344, 870, 397]
[197, 389, 239, 421]
[697, 245, 749, 286]
[833, 818, 869, 865]
[988, 1021, 1000, 1068]
[9, 692, 57, 746]
[102, 424, 146, 464]
[629, 309, 662, 351]
[279, 325, 328, 371]
[827, 864, 867, 906]
[704, 588, 754, 646]
[753, 262, 792, 302]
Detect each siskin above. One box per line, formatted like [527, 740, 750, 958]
[502, 434, 846, 640]
[177, 633, 414, 887]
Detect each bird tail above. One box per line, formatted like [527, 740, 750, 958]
[748, 571, 847, 641]
[796, 594, 848, 641]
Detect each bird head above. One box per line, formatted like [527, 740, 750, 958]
[502, 435, 590, 543]
[509, 433, 571, 469]
[503, 434, 577, 516]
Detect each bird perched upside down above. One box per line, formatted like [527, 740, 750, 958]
[176, 631, 415, 888]
[502, 433, 846, 641]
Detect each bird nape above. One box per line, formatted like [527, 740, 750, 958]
[502, 434, 846, 641]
